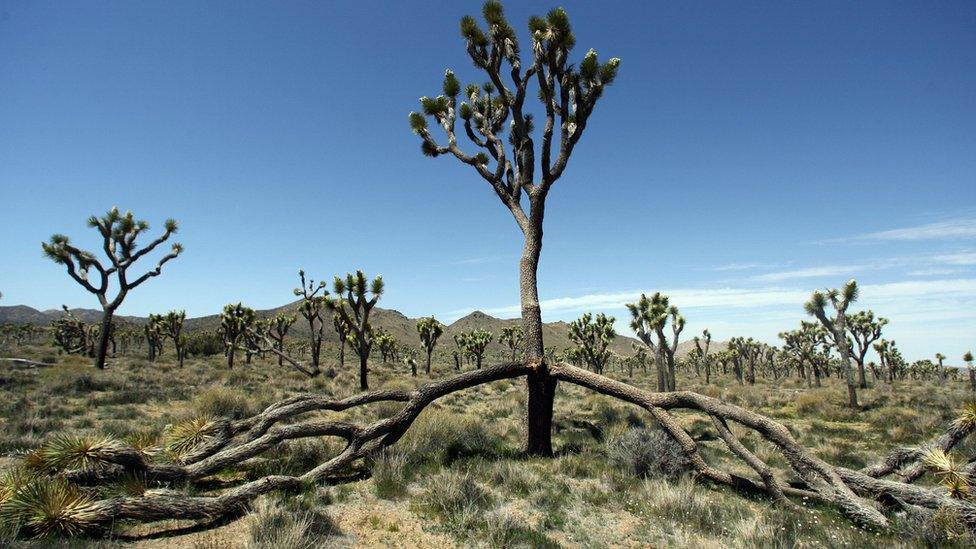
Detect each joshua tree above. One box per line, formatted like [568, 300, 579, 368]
[935, 353, 947, 382]
[964, 351, 975, 391]
[409, 1, 620, 455]
[375, 329, 399, 364]
[220, 303, 255, 369]
[266, 313, 297, 367]
[498, 325, 524, 361]
[631, 343, 650, 376]
[329, 270, 383, 390]
[462, 328, 493, 369]
[846, 310, 888, 388]
[144, 314, 165, 362]
[693, 329, 712, 384]
[805, 280, 860, 409]
[567, 312, 616, 374]
[452, 333, 468, 371]
[333, 313, 349, 369]
[416, 316, 444, 375]
[294, 270, 328, 375]
[780, 321, 828, 388]
[51, 307, 93, 356]
[160, 310, 187, 367]
[42, 208, 183, 368]
[627, 293, 685, 391]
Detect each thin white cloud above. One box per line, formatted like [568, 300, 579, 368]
[711, 262, 777, 271]
[452, 255, 503, 266]
[907, 268, 961, 276]
[931, 252, 976, 266]
[750, 265, 868, 282]
[836, 218, 976, 242]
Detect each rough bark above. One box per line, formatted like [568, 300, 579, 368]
[94, 308, 115, 370]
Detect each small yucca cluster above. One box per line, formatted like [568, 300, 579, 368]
[0, 470, 106, 538]
[24, 433, 126, 475]
[163, 416, 219, 460]
[0, 427, 192, 540]
[922, 448, 970, 499]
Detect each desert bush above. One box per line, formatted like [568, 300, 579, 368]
[608, 427, 691, 479]
[417, 470, 492, 529]
[371, 446, 410, 499]
[246, 496, 339, 549]
[894, 505, 973, 548]
[399, 409, 500, 466]
[627, 477, 743, 539]
[481, 509, 559, 548]
[185, 331, 224, 357]
[193, 387, 256, 419]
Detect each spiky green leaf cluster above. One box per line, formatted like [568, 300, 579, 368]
[164, 416, 218, 459]
[24, 434, 125, 475]
[443, 70, 461, 97]
[0, 476, 105, 538]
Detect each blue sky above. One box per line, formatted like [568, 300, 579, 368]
[1, 1, 974, 362]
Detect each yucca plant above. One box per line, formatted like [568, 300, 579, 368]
[124, 431, 163, 461]
[922, 448, 970, 499]
[0, 476, 105, 538]
[25, 434, 125, 475]
[952, 401, 976, 432]
[164, 416, 218, 459]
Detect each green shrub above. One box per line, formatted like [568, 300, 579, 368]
[371, 447, 410, 499]
[608, 427, 691, 479]
[247, 496, 339, 549]
[417, 470, 492, 528]
[193, 388, 256, 419]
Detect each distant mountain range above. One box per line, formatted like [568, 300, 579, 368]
[0, 304, 716, 357]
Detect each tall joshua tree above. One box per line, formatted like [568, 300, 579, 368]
[333, 313, 349, 369]
[780, 321, 827, 388]
[935, 353, 947, 382]
[964, 351, 975, 392]
[846, 310, 888, 388]
[161, 310, 187, 368]
[464, 328, 493, 369]
[416, 316, 444, 375]
[329, 270, 383, 390]
[567, 312, 616, 374]
[805, 280, 860, 409]
[452, 332, 468, 371]
[267, 312, 297, 367]
[145, 313, 165, 362]
[693, 329, 712, 384]
[409, 1, 620, 455]
[294, 270, 328, 375]
[220, 303, 255, 369]
[42, 207, 182, 368]
[498, 325, 524, 362]
[627, 293, 685, 391]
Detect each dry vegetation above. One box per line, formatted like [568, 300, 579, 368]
[2, 340, 974, 548]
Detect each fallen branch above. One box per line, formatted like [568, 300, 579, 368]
[0, 357, 56, 369]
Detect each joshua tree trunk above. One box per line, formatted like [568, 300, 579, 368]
[834, 321, 858, 409]
[94, 308, 115, 370]
[655, 349, 667, 391]
[521, 225, 554, 457]
[425, 351, 432, 375]
[856, 355, 868, 389]
[969, 368, 975, 392]
[359, 351, 368, 390]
